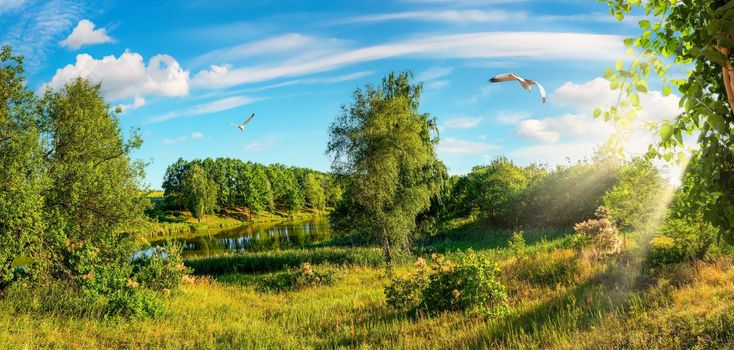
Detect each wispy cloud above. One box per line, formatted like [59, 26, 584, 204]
[193, 31, 624, 89]
[437, 137, 499, 154]
[494, 111, 531, 124]
[189, 33, 344, 67]
[244, 136, 277, 152]
[444, 117, 482, 129]
[148, 95, 258, 124]
[340, 10, 526, 24]
[3, 0, 85, 71]
[162, 131, 205, 145]
[0, 0, 26, 13]
[416, 66, 453, 82]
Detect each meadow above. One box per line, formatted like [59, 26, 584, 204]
[2, 222, 733, 349]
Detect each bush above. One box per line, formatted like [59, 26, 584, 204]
[105, 288, 164, 319]
[508, 230, 526, 255]
[573, 206, 620, 256]
[131, 243, 191, 292]
[261, 263, 338, 291]
[385, 250, 508, 318]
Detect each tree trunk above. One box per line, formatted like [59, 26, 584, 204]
[715, 45, 734, 115]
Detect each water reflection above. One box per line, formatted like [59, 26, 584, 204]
[158, 218, 331, 257]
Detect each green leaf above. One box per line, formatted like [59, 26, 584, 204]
[636, 81, 648, 93]
[707, 114, 728, 134]
[615, 59, 624, 70]
[639, 20, 650, 29]
[659, 124, 673, 142]
[630, 93, 640, 107]
[615, 11, 624, 21]
[593, 108, 601, 119]
[662, 85, 672, 96]
[624, 38, 634, 47]
[604, 67, 614, 79]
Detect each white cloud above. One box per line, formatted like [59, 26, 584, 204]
[515, 113, 611, 143]
[426, 80, 450, 90]
[60, 19, 113, 49]
[162, 132, 204, 145]
[193, 32, 624, 89]
[495, 111, 531, 124]
[0, 0, 26, 13]
[437, 137, 499, 154]
[148, 95, 257, 123]
[444, 117, 482, 129]
[342, 10, 526, 24]
[416, 66, 453, 82]
[115, 96, 145, 113]
[554, 77, 682, 121]
[43, 51, 189, 101]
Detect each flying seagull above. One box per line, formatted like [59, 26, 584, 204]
[230, 113, 255, 131]
[488, 73, 546, 103]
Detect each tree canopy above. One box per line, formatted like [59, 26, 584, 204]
[327, 71, 447, 268]
[600, 0, 734, 241]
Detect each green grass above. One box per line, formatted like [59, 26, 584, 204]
[2, 220, 734, 349]
[184, 247, 385, 274]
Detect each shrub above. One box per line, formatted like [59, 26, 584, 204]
[508, 230, 526, 255]
[573, 206, 620, 256]
[385, 250, 508, 318]
[131, 243, 191, 292]
[105, 288, 164, 319]
[261, 263, 338, 291]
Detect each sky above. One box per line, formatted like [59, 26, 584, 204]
[0, 0, 687, 188]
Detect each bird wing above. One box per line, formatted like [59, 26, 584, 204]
[241, 113, 255, 127]
[488, 73, 523, 83]
[525, 80, 547, 103]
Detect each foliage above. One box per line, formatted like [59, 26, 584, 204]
[600, 0, 734, 241]
[0, 46, 45, 291]
[302, 173, 326, 211]
[131, 244, 191, 292]
[327, 71, 447, 269]
[261, 263, 338, 291]
[162, 157, 340, 215]
[510, 249, 588, 287]
[465, 157, 528, 226]
[386, 251, 508, 318]
[180, 163, 218, 221]
[603, 158, 666, 231]
[508, 230, 526, 255]
[105, 288, 164, 319]
[648, 218, 718, 267]
[573, 206, 621, 255]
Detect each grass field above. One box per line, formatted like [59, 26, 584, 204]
[2, 224, 733, 349]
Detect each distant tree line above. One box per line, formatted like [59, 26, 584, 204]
[161, 158, 342, 219]
[440, 155, 666, 231]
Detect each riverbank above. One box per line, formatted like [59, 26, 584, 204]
[3, 227, 733, 349]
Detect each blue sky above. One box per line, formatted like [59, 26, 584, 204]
[1, 0, 685, 188]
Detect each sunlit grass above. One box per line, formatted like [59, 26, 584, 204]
[3, 228, 733, 349]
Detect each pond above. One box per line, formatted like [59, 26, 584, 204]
[152, 217, 332, 257]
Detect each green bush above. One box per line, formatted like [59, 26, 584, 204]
[386, 250, 508, 318]
[648, 236, 687, 267]
[508, 230, 526, 255]
[132, 243, 191, 292]
[105, 288, 164, 319]
[261, 263, 338, 291]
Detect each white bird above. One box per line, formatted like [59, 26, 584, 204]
[488, 73, 546, 103]
[229, 113, 255, 131]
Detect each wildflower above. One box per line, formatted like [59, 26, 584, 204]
[81, 271, 94, 281]
[177, 263, 187, 271]
[441, 266, 451, 273]
[126, 278, 139, 288]
[452, 289, 461, 299]
[431, 253, 438, 260]
[182, 275, 195, 284]
[415, 257, 427, 267]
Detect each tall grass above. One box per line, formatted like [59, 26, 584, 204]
[185, 247, 386, 274]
